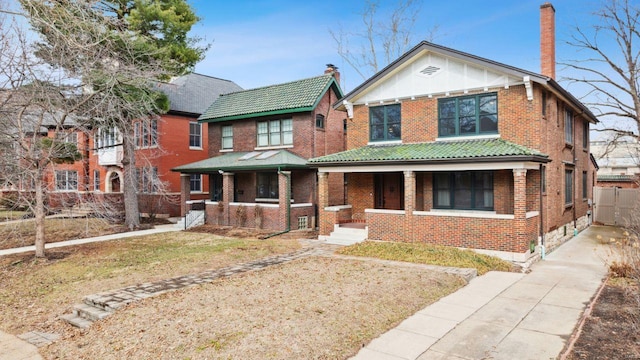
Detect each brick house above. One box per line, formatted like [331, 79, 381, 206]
[309, 4, 598, 262]
[48, 73, 242, 216]
[173, 67, 346, 231]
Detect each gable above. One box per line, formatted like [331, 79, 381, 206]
[353, 50, 523, 105]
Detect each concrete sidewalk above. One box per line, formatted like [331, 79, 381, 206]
[352, 225, 614, 360]
[0, 224, 179, 257]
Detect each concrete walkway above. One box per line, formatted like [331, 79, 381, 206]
[0, 224, 182, 360]
[0, 224, 179, 256]
[352, 225, 615, 360]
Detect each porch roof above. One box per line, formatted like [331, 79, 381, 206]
[172, 150, 310, 173]
[308, 138, 549, 166]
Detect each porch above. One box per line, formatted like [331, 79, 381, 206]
[318, 168, 545, 262]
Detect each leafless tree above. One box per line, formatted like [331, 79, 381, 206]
[330, 0, 436, 80]
[562, 0, 639, 144]
[0, 0, 169, 257]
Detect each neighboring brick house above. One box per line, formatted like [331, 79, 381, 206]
[173, 67, 346, 231]
[49, 73, 242, 216]
[309, 4, 598, 262]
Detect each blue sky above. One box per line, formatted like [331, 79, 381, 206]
[189, 0, 606, 94]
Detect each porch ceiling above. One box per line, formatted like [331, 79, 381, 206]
[308, 138, 549, 167]
[172, 150, 309, 173]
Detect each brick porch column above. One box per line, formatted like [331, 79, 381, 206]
[278, 171, 291, 231]
[404, 170, 416, 242]
[513, 169, 527, 252]
[222, 172, 234, 226]
[318, 172, 332, 235]
[180, 174, 191, 217]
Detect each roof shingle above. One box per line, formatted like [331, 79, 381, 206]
[199, 74, 341, 122]
[172, 150, 309, 173]
[155, 73, 242, 115]
[308, 138, 548, 165]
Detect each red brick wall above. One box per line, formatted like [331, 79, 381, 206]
[347, 173, 374, 220]
[345, 82, 592, 240]
[366, 211, 532, 253]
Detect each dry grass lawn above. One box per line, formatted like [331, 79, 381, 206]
[42, 257, 465, 360]
[0, 231, 301, 336]
[0, 217, 122, 250]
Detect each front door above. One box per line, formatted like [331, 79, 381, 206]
[374, 173, 404, 210]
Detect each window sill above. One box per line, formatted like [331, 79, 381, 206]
[367, 140, 401, 146]
[436, 134, 500, 142]
[564, 143, 574, 149]
[189, 146, 203, 150]
[254, 145, 294, 151]
[255, 198, 295, 203]
[219, 149, 233, 153]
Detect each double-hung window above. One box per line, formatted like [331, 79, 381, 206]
[565, 109, 573, 144]
[369, 104, 401, 142]
[135, 120, 158, 148]
[582, 171, 588, 200]
[221, 125, 233, 150]
[438, 93, 498, 137]
[190, 174, 202, 192]
[565, 169, 574, 205]
[93, 170, 100, 191]
[136, 167, 159, 193]
[582, 121, 589, 150]
[256, 172, 278, 199]
[433, 171, 494, 210]
[55, 170, 78, 191]
[257, 119, 292, 147]
[189, 122, 202, 148]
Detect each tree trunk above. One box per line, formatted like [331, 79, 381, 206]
[121, 129, 140, 230]
[34, 172, 46, 258]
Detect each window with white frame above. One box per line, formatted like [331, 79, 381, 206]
[93, 170, 100, 191]
[190, 174, 202, 192]
[55, 170, 78, 191]
[135, 119, 158, 148]
[257, 119, 292, 147]
[95, 127, 120, 150]
[189, 122, 202, 148]
[136, 167, 159, 193]
[55, 131, 78, 145]
[221, 125, 233, 150]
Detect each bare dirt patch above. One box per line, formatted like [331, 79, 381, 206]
[567, 278, 640, 360]
[42, 256, 465, 360]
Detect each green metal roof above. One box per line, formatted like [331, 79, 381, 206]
[199, 74, 342, 122]
[597, 174, 637, 182]
[172, 150, 310, 173]
[308, 139, 549, 166]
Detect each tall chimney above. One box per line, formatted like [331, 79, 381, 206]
[540, 2, 556, 79]
[324, 63, 340, 84]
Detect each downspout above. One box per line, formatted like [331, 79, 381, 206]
[263, 167, 291, 239]
[539, 163, 546, 260]
[573, 113, 578, 236]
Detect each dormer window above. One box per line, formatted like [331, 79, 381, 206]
[438, 93, 498, 137]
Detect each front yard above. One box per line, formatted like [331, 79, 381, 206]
[0, 227, 471, 359]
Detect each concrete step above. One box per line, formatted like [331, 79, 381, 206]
[60, 314, 92, 329]
[331, 225, 368, 235]
[74, 303, 112, 321]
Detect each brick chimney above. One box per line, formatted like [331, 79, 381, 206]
[324, 63, 340, 84]
[540, 2, 556, 79]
